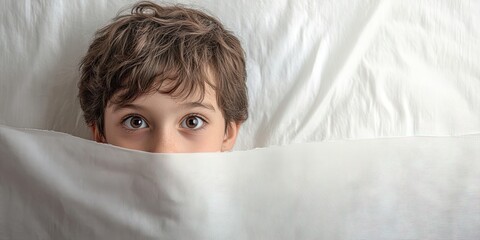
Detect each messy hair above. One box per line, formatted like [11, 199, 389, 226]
[78, 1, 248, 135]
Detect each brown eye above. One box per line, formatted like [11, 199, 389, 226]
[181, 115, 205, 130]
[123, 116, 148, 129]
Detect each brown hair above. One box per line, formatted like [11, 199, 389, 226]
[78, 1, 248, 135]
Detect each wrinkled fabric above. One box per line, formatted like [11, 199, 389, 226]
[1, 0, 479, 239]
[1, 0, 479, 150]
[1, 125, 479, 239]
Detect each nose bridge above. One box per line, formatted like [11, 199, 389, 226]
[151, 127, 176, 153]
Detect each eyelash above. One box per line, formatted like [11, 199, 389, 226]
[120, 113, 209, 131]
[120, 114, 149, 132]
[181, 114, 209, 131]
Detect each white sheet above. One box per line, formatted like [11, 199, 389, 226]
[1, 125, 479, 239]
[1, 0, 479, 150]
[1, 1, 479, 238]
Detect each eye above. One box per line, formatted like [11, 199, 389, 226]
[181, 115, 205, 130]
[123, 115, 149, 129]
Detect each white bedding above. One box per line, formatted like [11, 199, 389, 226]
[1, 0, 480, 238]
[1, 0, 479, 149]
[1, 125, 479, 239]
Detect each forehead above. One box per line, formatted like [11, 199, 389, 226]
[157, 64, 217, 99]
[109, 90, 218, 114]
[109, 76, 218, 110]
[158, 78, 217, 105]
[110, 64, 218, 107]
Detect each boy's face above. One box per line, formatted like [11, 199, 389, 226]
[91, 83, 240, 153]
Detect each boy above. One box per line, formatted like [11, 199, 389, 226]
[78, 1, 248, 153]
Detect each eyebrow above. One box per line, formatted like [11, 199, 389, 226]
[112, 102, 216, 112]
[181, 102, 216, 111]
[112, 103, 146, 112]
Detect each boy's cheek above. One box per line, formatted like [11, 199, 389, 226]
[106, 133, 144, 150]
[105, 128, 225, 153]
[182, 134, 225, 152]
[164, 130, 222, 152]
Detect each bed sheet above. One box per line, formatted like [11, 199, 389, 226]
[1, 0, 479, 150]
[1, 125, 479, 239]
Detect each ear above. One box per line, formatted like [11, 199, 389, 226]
[222, 121, 241, 152]
[90, 124, 106, 143]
